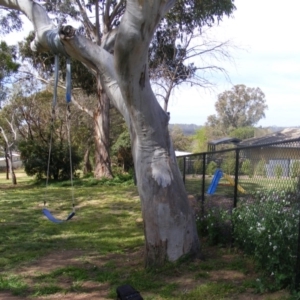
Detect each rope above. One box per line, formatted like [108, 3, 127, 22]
[44, 55, 59, 206]
[65, 56, 75, 212]
[66, 103, 75, 213]
[44, 53, 75, 216]
[66, 57, 72, 103]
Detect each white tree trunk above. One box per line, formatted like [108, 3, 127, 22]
[0, 0, 201, 265]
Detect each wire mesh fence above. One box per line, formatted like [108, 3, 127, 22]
[177, 137, 300, 289]
[177, 137, 300, 203]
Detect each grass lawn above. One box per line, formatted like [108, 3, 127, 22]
[0, 170, 292, 299]
[185, 175, 298, 198]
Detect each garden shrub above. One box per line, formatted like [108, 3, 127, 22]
[206, 161, 217, 176]
[193, 159, 202, 175]
[291, 161, 300, 178]
[197, 207, 232, 246]
[255, 159, 267, 177]
[232, 190, 300, 291]
[241, 159, 254, 178]
[274, 164, 283, 179]
[221, 153, 235, 175]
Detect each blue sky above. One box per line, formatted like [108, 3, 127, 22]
[168, 0, 300, 127]
[3, 0, 300, 128]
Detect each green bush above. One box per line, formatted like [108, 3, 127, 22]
[274, 165, 283, 179]
[221, 153, 235, 175]
[255, 159, 267, 177]
[193, 159, 202, 175]
[291, 161, 300, 178]
[232, 190, 300, 291]
[19, 139, 82, 180]
[241, 159, 254, 178]
[206, 161, 217, 176]
[197, 207, 231, 246]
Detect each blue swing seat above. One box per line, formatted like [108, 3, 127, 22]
[42, 208, 75, 223]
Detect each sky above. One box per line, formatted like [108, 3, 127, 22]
[2, 0, 300, 128]
[167, 0, 300, 127]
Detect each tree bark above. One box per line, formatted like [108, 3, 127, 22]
[7, 151, 17, 185]
[83, 147, 92, 175]
[0, 0, 201, 266]
[113, 0, 200, 265]
[4, 147, 9, 180]
[93, 78, 113, 179]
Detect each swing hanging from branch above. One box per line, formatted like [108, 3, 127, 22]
[42, 54, 75, 223]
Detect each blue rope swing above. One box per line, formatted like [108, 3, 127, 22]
[43, 55, 75, 224]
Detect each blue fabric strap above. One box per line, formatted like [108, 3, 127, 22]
[66, 57, 71, 103]
[53, 55, 59, 108]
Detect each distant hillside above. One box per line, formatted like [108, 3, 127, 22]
[267, 126, 291, 132]
[169, 124, 202, 136]
[169, 125, 297, 137]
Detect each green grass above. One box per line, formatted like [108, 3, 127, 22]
[185, 175, 298, 197]
[0, 170, 292, 299]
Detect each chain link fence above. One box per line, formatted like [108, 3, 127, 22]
[177, 137, 300, 202]
[177, 137, 300, 289]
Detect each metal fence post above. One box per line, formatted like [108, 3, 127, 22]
[201, 153, 206, 215]
[294, 211, 300, 290]
[183, 156, 186, 184]
[233, 149, 240, 208]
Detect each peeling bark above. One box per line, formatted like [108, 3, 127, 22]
[83, 148, 92, 175]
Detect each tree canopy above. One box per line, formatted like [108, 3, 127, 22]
[206, 84, 268, 135]
[0, 41, 19, 105]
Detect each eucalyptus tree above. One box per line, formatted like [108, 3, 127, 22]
[19, 32, 112, 179]
[0, 115, 17, 184]
[206, 84, 268, 135]
[0, 0, 235, 266]
[149, 28, 234, 112]
[0, 41, 19, 107]
[1, 82, 86, 180]
[148, 0, 236, 111]
[0, 41, 20, 182]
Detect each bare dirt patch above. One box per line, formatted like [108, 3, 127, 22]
[19, 250, 87, 276]
[1, 247, 291, 300]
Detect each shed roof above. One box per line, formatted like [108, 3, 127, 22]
[238, 128, 300, 147]
[208, 137, 241, 145]
[175, 151, 192, 157]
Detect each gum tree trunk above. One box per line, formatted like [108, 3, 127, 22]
[0, 0, 201, 266]
[93, 79, 112, 179]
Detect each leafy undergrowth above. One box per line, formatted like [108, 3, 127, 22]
[0, 171, 294, 299]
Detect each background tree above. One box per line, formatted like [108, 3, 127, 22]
[229, 126, 255, 140]
[149, 29, 233, 112]
[169, 125, 192, 151]
[19, 33, 113, 179]
[0, 41, 20, 183]
[206, 84, 268, 135]
[192, 127, 209, 153]
[1, 83, 84, 180]
[0, 117, 17, 184]
[0, 0, 236, 266]
[110, 106, 133, 173]
[0, 41, 19, 107]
